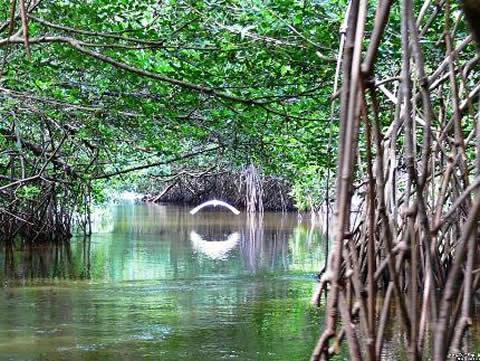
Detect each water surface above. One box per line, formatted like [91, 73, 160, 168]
[0, 203, 326, 361]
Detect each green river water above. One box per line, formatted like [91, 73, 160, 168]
[4, 203, 480, 361]
[0, 203, 327, 361]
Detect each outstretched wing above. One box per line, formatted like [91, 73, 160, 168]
[190, 199, 241, 215]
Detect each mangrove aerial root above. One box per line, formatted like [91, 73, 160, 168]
[312, 1, 480, 361]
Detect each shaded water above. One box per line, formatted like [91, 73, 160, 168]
[0, 203, 327, 361]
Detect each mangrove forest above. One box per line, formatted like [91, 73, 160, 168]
[1, 0, 480, 360]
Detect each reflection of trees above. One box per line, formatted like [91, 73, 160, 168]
[80, 235, 91, 279]
[0, 204, 327, 283]
[241, 213, 288, 273]
[240, 213, 326, 274]
[0, 232, 99, 284]
[289, 226, 325, 273]
[105, 203, 327, 278]
[3, 244, 14, 281]
[2, 241, 79, 283]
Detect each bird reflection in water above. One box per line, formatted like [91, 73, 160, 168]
[190, 230, 240, 260]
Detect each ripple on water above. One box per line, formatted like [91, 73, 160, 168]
[0, 204, 328, 361]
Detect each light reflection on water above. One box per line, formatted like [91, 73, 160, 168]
[4, 203, 480, 360]
[0, 203, 327, 361]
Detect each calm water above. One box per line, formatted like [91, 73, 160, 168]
[0, 203, 327, 361]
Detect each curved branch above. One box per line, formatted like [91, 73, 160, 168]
[0, 34, 271, 106]
[93, 146, 220, 179]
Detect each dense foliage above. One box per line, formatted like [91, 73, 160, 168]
[0, 0, 344, 228]
[3, 0, 480, 360]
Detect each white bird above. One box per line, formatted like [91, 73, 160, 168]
[189, 199, 240, 215]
